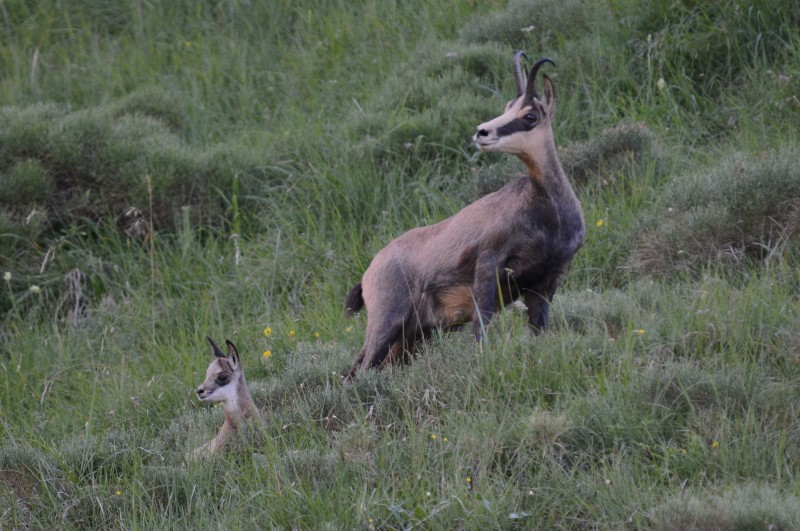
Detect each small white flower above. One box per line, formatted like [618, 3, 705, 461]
[657, 78, 666, 91]
[3, 272, 10, 281]
[29, 285, 41, 294]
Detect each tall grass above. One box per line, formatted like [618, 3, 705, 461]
[2, 0, 800, 527]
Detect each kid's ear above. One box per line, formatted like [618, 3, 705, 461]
[225, 340, 240, 368]
[541, 74, 556, 121]
[207, 336, 226, 358]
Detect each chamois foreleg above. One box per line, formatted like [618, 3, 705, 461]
[523, 274, 560, 334]
[524, 291, 549, 334]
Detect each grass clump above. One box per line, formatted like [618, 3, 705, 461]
[0, 96, 280, 269]
[0, 159, 55, 206]
[459, 0, 600, 49]
[649, 483, 800, 531]
[351, 41, 508, 162]
[631, 146, 800, 275]
[558, 122, 663, 186]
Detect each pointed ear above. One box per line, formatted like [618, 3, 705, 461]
[541, 74, 556, 121]
[207, 336, 226, 358]
[225, 340, 241, 368]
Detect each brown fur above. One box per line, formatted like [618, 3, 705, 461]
[437, 286, 474, 325]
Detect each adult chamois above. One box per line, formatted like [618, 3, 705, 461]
[344, 51, 584, 381]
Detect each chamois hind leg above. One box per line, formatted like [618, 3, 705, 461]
[471, 262, 501, 340]
[378, 339, 407, 370]
[383, 324, 428, 368]
[345, 316, 406, 380]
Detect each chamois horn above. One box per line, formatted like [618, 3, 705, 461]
[513, 50, 528, 98]
[525, 57, 555, 102]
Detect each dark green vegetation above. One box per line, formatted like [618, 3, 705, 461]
[2, 0, 799, 528]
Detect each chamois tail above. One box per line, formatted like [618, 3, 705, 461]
[345, 282, 365, 316]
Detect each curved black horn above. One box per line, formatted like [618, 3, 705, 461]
[207, 336, 226, 358]
[513, 50, 528, 98]
[525, 57, 556, 102]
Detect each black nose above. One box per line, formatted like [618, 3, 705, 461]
[476, 128, 489, 137]
[196, 387, 204, 395]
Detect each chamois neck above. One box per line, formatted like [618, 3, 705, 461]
[516, 135, 567, 191]
[221, 375, 258, 429]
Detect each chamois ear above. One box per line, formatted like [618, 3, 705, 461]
[207, 336, 226, 358]
[541, 74, 556, 121]
[225, 340, 241, 368]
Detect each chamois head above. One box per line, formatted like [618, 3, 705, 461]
[197, 337, 244, 406]
[474, 52, 556, 156]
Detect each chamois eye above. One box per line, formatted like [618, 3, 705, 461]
[216, 374, 230, 385]
[525, 112, 539, 125]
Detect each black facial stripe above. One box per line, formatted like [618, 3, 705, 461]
[496, 117, 535, 137]
[215, 371, 233, 386]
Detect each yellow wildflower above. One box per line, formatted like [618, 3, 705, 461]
[262, 350, 272, 358]
[430, 434, 437, 440]
[116, 490, 122, 496]
[263, 327, 272, 337]
[711, 440, 720, 449]
[635, 329, 645, 335]
[289, 329, 295, 337]
[596, 219, 605, 227]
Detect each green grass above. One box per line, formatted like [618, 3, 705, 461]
[2, 0, 800, 528]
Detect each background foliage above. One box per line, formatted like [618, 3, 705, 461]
[1, 0, 799, 528]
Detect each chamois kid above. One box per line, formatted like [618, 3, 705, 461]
[191, 337, 259, 460]
[345, 51, 584, 380]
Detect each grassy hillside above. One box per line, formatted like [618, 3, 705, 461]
[1, 0, 799, 528]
